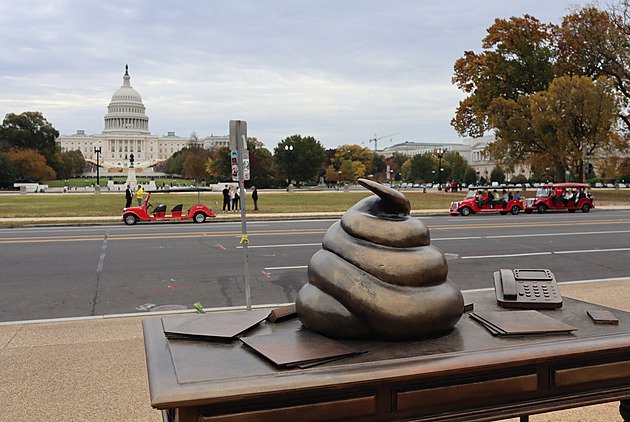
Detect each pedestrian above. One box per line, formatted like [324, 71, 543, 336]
[222, 185, 230, 212]
[230, 186, 236, 211]
[233, 187, 240, 211]
[125, 184, 132, 208]
[252, 186, 258, 210]
[136, 185, 143, 206]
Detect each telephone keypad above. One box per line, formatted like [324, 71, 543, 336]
[496, 269, 563, 309]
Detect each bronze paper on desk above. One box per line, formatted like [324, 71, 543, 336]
[241, 329, 364, 368]
[162, 310, 269, 340]
[470, 310, 577, 336]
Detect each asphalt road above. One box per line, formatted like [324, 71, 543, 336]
[1, 210, 629, 323]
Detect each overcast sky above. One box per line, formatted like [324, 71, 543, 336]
[0, 0, 595, 151]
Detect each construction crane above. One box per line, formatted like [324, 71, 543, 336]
[368, 133, 398, 151]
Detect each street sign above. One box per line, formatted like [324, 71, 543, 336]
[231, 150, 250, 181]
[229, 120, 247, 151]
[229, 119, 251, 311]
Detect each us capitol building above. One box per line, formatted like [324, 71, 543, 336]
[56, 66, 227, 171]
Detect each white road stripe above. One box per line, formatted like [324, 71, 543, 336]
[237, 243, 320, 249]
[460, 248, 630, 259]
[462, 252, 552, 259]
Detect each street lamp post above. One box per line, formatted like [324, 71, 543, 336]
[435, 148, 445, 190]
[284, 145, 293, 186]
[93, 142, 102, 186]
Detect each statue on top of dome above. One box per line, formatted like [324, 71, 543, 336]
[125, 64, 129, 76]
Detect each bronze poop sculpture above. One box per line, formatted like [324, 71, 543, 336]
[296, 178, 464, 340]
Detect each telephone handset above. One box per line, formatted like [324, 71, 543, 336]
[494, 269, 562, 309]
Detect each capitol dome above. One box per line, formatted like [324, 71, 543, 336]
[103, 65, 150, 135]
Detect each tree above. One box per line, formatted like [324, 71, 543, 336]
[390, 152, 408, 170]
[0, 112, 60, 168]
[445, 152, 468, 182]
[182, 145, 210, 181]
[352, 161, 366, 180]
[405, 153, 437, 182]
[208, 147, 231, 179]
[490, 166, 506, 184]
[339, 160, 355, 182]
[557, 6, 630, 131]
[370, 154, 387, 176]
[246, 138, 274, 188]
[324, 165, 339, 183]
[451, 15, 556, 138]
[487, 75, 623, 182]
[164, 150, 185, 175]
[7, 148, 55, 181]
[464, 167, 477, 185]
[332, 145, 375, 172]
[400, 159, 412, 182]
[0, 152, 16, 187]
[273, 135, 326, 185]
[55, 150, 86, 179]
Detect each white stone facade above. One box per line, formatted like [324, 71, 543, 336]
[379, 134, 533, 182]
[56, 66, 228, 169]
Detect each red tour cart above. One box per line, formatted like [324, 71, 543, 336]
[449, 185, 526, 216]
[122, 187, 216, 225]
[524, 183, 594, 214]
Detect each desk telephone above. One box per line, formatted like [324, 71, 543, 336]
[493, 269, 563, 309]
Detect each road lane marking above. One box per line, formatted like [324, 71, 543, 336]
[459, 247, 630, 259]
[0, 229, 327, 244]
[486, 230, 630, 239]
[434, 236, 483, 241]
[553, 247, 630, 254]
[429, 218, 630, 230]
[265, 266, 308, 270]
[1, 220, 628, 244]
[461, 252, 552, 259]
[92, 228, 110, 316]
[238, 243, 320, 249]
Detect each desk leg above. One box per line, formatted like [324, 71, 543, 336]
[620, 399, 630, 421]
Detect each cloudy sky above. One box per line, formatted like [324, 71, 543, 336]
[0, 0, 594, 151]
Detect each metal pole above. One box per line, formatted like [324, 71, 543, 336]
[236, 135, 251, 311]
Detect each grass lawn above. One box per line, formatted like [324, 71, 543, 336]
[0, 188, 628, 223]
[0, 190, 460, 219]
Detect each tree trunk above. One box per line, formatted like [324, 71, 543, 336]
[554, 159, 566, 183]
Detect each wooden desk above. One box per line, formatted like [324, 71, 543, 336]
[143, 293, 630, 421]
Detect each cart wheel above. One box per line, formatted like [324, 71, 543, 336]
[123, 214, 137, 225]
[510, 206, 520, 215]
[537, 204, 547, 214]
[581, 203, 591, 213]
[193, 212, 206, 223]
[459, 206, 471, 216]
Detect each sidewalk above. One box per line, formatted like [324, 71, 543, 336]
[1, 279, 629, 421]
[0, 209, 437, 224]
[0, 204, 628, 225]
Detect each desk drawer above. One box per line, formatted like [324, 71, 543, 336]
[396, 373, 538, 413]
[554, 360, 630, 388]
[198, 394, 376, 422]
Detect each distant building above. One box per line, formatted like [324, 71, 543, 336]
[56, 66, 227, 169]
[379, 134, 532, 182]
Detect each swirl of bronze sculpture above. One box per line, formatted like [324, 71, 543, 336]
[296, 178, 464, 340]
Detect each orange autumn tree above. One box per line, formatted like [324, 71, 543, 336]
[7, 148, 55, 181]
